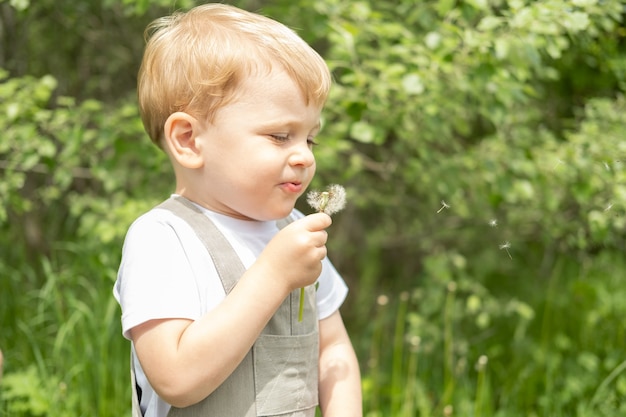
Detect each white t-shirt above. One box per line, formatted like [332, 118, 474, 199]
[113, 200, 348, 417]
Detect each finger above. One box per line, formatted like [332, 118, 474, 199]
[315, 245, 328, 262]
[304, 212, 332, 231]
[317, 230, 328, 247]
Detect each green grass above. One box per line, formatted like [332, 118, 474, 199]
[1, 244, 130, 417]
[2, 245, 626, 416]
[352, 250, 626, 417]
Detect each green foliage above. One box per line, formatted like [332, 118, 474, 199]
[0, 69, 170, 245]
[2, 365, 64, 416]
[312, 0, 625, 250]
[359, 251, 626, 417]
[0, 44, 168, 417]
[0, 253, 130, 416]
[2, 0, 626, 416]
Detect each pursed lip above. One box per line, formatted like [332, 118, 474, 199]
[280, 181, 303, 193]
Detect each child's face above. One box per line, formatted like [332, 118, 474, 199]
[192, 68, 322, 221]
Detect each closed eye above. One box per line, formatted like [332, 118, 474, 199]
[269, 134, 319, 147]
[270, 134, 289, 142]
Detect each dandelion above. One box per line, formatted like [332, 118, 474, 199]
[499, 241, 512, 260]
[408, 335, 421, 349]
[437, 200, 450, 213]
[475, 354, 489, 372]
[376, 294, 389, 306]
[488, 219, 498, 227]
[307, 184, 346, 215]
[300, 184, 347, 321]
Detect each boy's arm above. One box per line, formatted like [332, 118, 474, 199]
[318, 310, 363, 417]
[131, 265, 287, 406]
[130, 213, 331, 408]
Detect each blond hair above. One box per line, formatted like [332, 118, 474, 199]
[138, 3, 331, 147]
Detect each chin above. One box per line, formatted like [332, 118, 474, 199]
[241, 201, 296, 222]
[265, 206, 295, 221]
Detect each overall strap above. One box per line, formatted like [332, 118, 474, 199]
[130, 351, 143, 417]
[157, 196, 245, 294]
[158, 196, 256, 417]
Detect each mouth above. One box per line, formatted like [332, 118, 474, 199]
[281, 181, 303, 193]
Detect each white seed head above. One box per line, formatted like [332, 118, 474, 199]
[307, 184, 347, 215]
[476, 354, 489, 371]
[376, 294, 389, 306]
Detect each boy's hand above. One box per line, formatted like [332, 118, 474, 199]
[257, 212, 331, 292]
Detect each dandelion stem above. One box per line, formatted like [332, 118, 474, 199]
[299, 184, 347, 322]
[319, 192, 329, 213]
[298, 287, 305, 322]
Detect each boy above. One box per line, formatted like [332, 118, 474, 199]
[113, 3, 362, 417]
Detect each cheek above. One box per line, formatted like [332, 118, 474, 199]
[308, 161, 316, 180]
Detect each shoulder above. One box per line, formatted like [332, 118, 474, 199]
[127, 205, 189, 232]
[119, 206, 208, 271]
[124, 206, 195, 244]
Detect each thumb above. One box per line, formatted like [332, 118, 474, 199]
[302, 212, 332, 231]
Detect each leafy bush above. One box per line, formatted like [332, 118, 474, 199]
[2, 0, 626, 416]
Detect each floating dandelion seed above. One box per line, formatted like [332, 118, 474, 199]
[499, 241, 512, 259]
[604, 202, 614, 212]
[437, 200, 450, 213]
[604, 162, 611, 171]
[553, 158, 565, 170]
[299, 184, 347, 321]
[488, 219, 498, 227]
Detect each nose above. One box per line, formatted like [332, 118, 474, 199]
[288, 141, 315, 168]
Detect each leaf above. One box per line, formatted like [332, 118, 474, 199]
[350, 121, 376, 143]
[424, 31, 441, 50]
[478, 16, 502, 31]
[402, 73, 425, 95]
[9, 0, 30, 11]
[564, 11, 590, 31]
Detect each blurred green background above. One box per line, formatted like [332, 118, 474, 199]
[1, 0, 626, 415]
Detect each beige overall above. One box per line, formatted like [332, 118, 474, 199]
[130, 196, 319, 417]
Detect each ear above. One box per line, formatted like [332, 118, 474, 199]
[163, 112, 204, 169]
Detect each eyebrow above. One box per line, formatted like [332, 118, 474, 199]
[260, 119, 322, 134]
